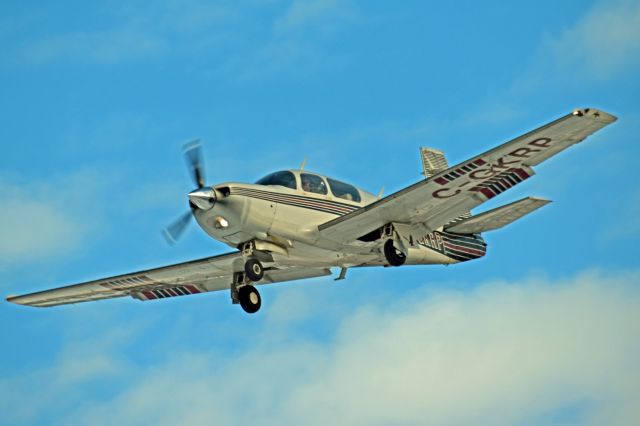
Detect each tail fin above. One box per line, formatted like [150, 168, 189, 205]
[421, 147, 448, 178]
[421, 147, 471, 219]
[444, 197, 550, 234]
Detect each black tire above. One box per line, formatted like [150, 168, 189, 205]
[244, 258, 264, 282]
[238, 285, 261, 314]
[384, 239, 406, 266]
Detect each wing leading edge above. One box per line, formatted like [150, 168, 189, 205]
[318, 108, 616, 244]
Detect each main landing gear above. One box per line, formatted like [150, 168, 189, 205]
[384, 239, 406, 266]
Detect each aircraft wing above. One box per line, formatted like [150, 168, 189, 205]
[444, 196, 551, 234]
[319, 108, 616, 243]
[6, 252, 331, 307]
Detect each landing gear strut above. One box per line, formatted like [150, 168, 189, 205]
[384, 239, 406, 266]
[233, 240, 270, 313]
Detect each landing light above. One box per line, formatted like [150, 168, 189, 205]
[215, 216, 229, 229]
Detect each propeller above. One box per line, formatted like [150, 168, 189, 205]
[162, 139, 214, 245]
[162, 211, 192, 245]
[183, 139, 206, 189]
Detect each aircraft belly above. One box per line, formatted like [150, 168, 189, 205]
[269, 202, 338, 243]
[404, 246, 457, 265]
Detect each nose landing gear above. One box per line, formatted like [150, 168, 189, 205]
[231, 257, 265, 314]
[233, 239, 275, 314]
[384, 239, 407, 266]
[238, 284, 261, 314]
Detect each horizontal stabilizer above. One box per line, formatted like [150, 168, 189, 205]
[444, 197, 551, 234]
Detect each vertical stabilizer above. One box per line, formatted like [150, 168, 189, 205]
[421, 147, 470, 220]
[421, 147, 449, 178]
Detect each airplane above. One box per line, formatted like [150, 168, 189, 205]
[6, 108, 616, 314]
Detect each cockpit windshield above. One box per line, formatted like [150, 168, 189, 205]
[255, 171, 297, 189]
[327, 177, 361, 202]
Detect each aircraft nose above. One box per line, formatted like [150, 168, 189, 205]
[188, 188, 216, 210]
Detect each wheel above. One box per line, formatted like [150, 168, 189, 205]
[238, 285, 261, 314]
[384, 239, 406, 266]
[244, 258, 264, 282]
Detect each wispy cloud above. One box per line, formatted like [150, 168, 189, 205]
[0, 323, 140, 424]
[511, 0, 640, 95]
[274, 0, 356, 35]
[226, 0, 358, 81]
[20, 28, 167, 65]
[5, 269, 637, 425]
[13, 0, 236, 66]
[0, 173, 106, 268]
[13, 0, 356, 77]
[548, 0, 640, 79]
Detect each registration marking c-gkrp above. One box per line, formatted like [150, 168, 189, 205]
[432, 137, 552, 199]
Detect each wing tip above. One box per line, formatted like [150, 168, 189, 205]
[6, 294, 46, 307]
[572, 108, 617, 124]
[526, 196, 552, 204]
[6, 295, 29, 306]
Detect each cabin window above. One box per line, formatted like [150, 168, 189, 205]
[300, 173, 328, 195]
[255, 171, 297, 189]
[327, 177, 361, 202]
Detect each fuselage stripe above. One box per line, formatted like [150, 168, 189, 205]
[231, 187, 360, 216]
[444, 242, 486, 256]
[441, 238, 487, 250]
[233, 187, 359, 209]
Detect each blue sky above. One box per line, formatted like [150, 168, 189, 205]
[1, 0, 640, 424]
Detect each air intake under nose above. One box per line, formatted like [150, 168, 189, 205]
[188, 188, 216, 210]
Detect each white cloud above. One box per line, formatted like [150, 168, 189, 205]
[15, 0, 235, 66]
[0, 175, 99, 267]
[11, 0, 357, 79]
[32, 269, 640, 426]
[548, 0, 640, 79]
[0, 323, 139, 424]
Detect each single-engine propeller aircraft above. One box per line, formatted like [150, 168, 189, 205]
[7, 108, 616, 313]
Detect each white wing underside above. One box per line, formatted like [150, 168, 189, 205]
[7, 252, 331, 307]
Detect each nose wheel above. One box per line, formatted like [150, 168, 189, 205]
[244, 258, 264, 282]
[238, 285, 261, 314]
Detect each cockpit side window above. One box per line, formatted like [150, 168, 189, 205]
[327, 178, 361, 202]
[300, 173, 328, 195]
[255, 171, 297, 189]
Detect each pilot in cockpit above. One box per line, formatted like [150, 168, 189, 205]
[301, 174, 324, 193]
